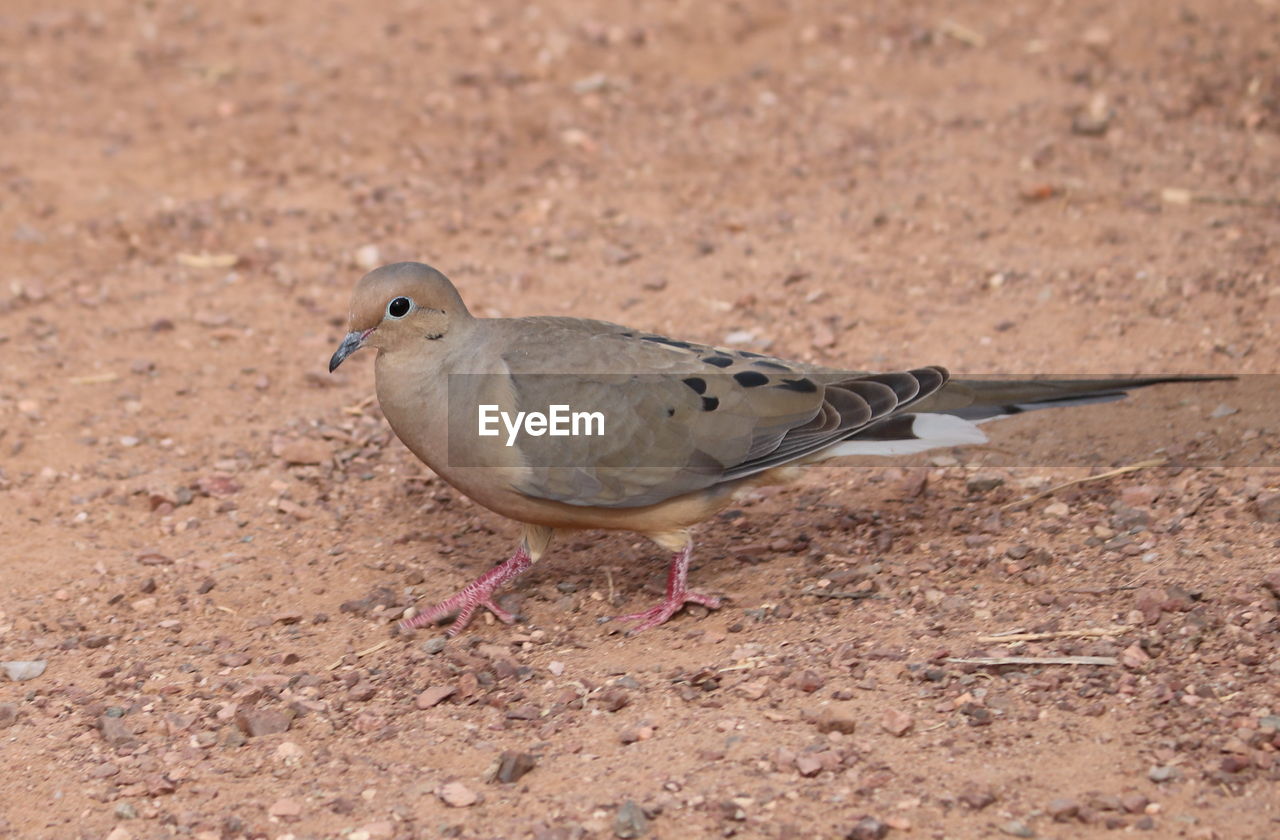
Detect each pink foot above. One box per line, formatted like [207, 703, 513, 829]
[612, 543, 722, 632]
[399, 545, 531, 637]
[614, 590, 722, 632]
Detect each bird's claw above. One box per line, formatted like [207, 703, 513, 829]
[613, 590, 722, 633]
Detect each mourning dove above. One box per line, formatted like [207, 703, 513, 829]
[329, 261, 1224, 635]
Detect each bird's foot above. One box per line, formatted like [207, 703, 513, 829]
[404, 590, 518, 637]
[399, 545, 531, 637]
[611, 541, 720, 632]
[613, 590, 722, 633]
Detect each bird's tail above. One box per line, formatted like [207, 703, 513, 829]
[826, 374, 1233, 458]
[920, 374, 1235, 422]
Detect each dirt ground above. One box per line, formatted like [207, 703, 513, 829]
[2, 1, 1279, 838]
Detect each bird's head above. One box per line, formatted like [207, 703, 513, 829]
[329, 262, 472, 372]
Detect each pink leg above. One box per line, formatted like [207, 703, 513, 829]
[613, 543, 722, 632]
[399, 544, 532, 637]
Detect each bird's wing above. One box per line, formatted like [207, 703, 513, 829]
[454, 317, 948, 507]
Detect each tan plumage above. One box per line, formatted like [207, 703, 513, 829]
[329, 261, 1225, 635]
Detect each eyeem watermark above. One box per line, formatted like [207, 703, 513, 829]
[478, 404, 606, 447]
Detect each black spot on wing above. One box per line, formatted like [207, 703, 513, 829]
[776, 377, 817, 393]
[753, 360, 791, 371]
[733, 370, 769, 387]
[666, 407, 676, 417]
[702, 396, 720, 411]
[703, 355, 734, 368]
[683, 377, 707, 394]
[737, 350, 765, 358]
[641, 335, 694, 350]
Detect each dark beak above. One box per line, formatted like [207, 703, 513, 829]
[329, 330, 369, 372]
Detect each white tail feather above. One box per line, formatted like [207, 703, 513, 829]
[820, 414, 988, 458]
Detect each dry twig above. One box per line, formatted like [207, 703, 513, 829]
[1192, 193, 1280, 208]
[938, 18, 986, 47]
[1068, 584, 1139, 594]
[978, 626, 1130, 643]
[999, 458, 1166, 511]
[328, 639, 392, 670]
[947, 655, 1118, 667]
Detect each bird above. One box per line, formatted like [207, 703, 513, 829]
[329, 261, 1225, 636]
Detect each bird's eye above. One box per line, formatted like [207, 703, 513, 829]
[387, 296, 412, 318]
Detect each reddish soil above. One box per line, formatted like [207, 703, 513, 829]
[1, 1, 1278, 839]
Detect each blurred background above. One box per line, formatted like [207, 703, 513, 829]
[4, 1, 1276, 375]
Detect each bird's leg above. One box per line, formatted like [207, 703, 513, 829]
[613, 539, 721, 632]
[399, 544, 529, 634]
[399, 525, 553, 637]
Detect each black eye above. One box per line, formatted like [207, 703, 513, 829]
[387, 297, 412, 318]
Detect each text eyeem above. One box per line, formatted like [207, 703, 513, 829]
[477, 404, 606, 447]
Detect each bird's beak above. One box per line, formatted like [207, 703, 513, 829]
[329, 329, 372, 372]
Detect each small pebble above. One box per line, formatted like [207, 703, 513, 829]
[1047, 798, 1079, 821]
[619, 725, 654, 744]
[1121, 793, 1150, 814]
[1, 660, 46, 682]
[967, 474, 1004, 494]
[804, 704, 858, 734]
[355, 822, 394, 839]
[795, 755, 823, 777]
[879, 708, 914, 737]
[493, 751, 537, 784]
[846, 816, 888, 840]
[614, 799, 647, 839]
[274, 741, 304, 762]
[959, 788, 997, 810]
[354, 244, 381, 270]
[1250, 493, 1280, 523]
[437, 781, 477, 808]
[415, 685, 457, 709]
[235, 709, 291, 737]
[347, 684, 377, 702]
[268, 798, 302, 819]
[789, 669, 825, 693]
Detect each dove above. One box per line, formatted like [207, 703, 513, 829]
[329, 261, 1225, 635]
